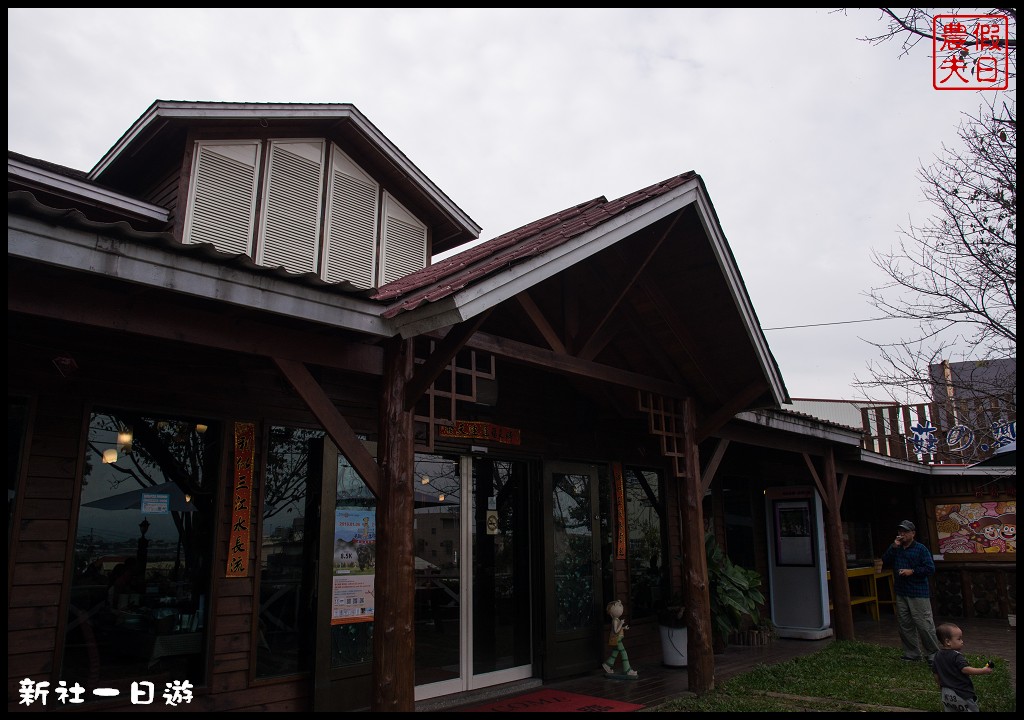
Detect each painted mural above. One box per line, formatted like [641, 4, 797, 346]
[934, 501, 1016, 555]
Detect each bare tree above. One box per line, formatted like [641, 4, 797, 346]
[856, 8, 1016, 83]
[851, 9, 1017, 413]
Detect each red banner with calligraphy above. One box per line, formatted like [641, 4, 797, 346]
[226, 422, 255, 577]
[613, 461, 626, 560]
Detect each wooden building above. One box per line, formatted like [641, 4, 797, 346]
[8, 101, 1015, 712]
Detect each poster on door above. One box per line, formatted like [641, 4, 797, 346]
[332, 507, 376, 624]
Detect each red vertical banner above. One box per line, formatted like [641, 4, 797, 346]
[226, 422, 255, 577]
[613, 461, 626, 560]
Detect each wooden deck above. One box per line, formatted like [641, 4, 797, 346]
[417, 616, 1017, 711]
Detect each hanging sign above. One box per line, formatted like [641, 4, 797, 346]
[226, 422, 255, 577]
[438, 420, 521, 445]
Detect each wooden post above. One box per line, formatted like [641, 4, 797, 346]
[821, 448, 853, 640]
[679, 398, 714, 694]
[371, 337, 416, 711]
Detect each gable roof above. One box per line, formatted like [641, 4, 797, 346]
[88, 100, 482, 253]
[10, 104, 789, 418]
[373, 171, 789, 412]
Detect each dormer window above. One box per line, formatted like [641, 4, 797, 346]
[182, 138, 427, 290]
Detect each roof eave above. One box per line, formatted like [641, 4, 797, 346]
[9, 211, 392, 337]
[9, 156, 170, 223]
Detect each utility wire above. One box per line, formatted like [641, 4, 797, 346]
[763, 317, 902, 331]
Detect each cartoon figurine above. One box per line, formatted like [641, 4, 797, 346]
[602, 599, 637, 677]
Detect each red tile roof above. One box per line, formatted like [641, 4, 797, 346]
[372, 171, 698, 318]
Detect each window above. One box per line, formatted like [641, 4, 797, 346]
[63, 410, 218, 692]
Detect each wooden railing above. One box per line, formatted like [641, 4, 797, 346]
[860, 395, 1016, 465]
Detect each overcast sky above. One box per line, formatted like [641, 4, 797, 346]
[8, 8, 991, 401]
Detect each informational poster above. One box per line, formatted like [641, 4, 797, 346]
[332, 507, 376, 624]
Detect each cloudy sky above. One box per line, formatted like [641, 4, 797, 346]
[8, 8, 990, 401]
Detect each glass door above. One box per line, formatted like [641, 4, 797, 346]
[470, 456, 532, 684]
[542, 462, 603, 679]
[312, 438, 377, 711]
[414, 454, 532, 701]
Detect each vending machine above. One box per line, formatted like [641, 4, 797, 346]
[764, 486, 832, 639]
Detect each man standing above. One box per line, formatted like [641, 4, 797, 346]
[881, 520, 941, 666]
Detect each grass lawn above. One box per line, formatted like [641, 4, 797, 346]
[648, 639, 1015, 712]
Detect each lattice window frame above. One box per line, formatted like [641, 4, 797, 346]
[638, 391, 687, 478]
[413, 339, 497, 451]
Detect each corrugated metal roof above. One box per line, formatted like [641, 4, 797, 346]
[785, 398, 891, 431]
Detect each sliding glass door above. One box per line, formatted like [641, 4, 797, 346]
[414, 454, 532, 700]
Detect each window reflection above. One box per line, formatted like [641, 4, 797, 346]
[553, 472, 594, 633]
[257, 426, 323, 678]
[63, 410, 217, 692]
[413, 454, 460, 686]
[330, 451, 375, 668]
[625, 468, 666, 619]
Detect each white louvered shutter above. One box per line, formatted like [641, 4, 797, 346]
[379, 193, 427, 286]
[322, 145, 380, 289]
[257, 140, 325, 275]
[183, 141, 261, 255]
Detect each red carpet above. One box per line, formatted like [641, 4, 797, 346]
[458, 688, 643, 712]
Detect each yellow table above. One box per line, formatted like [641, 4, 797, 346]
[826, 567, 894, 621]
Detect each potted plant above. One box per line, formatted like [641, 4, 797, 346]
[705, 531, 766, 651]
[656, 597, 688, 667]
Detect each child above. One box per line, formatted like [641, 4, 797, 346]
[932, 622, 994, 712]
[601, 599, 637, 677]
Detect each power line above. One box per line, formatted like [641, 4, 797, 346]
[763, 317, 902, 331]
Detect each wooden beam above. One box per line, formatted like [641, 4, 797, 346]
[464, 330, 688, 399]
[577, 216, 678, 361]
[700, 438, 730, 495]
[696, 382, 768, 442]
[273, 357, 380, 498]
[634, 276, 716, 398]
[834, 461, 918, 484]
[716, 422, 834, 456]
[515, 291, 566, 354]
[404, 310, 491, 411]
[802, 453, 828, 511]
